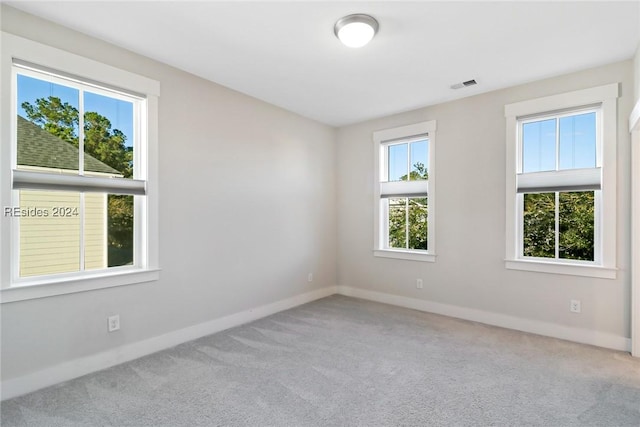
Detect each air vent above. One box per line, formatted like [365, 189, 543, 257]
[451, 79, 478, 90]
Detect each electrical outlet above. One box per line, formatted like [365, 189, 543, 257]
[570, 300, 581, 313]
[108, 315, 120, 332]
[307, 273, 313, 282]
[416, 279, 423, 289]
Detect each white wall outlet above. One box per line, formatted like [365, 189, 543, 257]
[307, 273, 313, 282]
[108, 315, 120, 332]
[570, 300, 581, 313]
[416, 279, 423, 289]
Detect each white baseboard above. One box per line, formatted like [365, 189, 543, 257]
[337, 286, 632, 353]
[3, 284, 631, 401]
[1, 285, 337, 401]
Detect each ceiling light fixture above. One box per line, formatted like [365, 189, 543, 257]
[334, 14, 379, 48]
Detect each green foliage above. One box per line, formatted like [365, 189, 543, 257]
[388, 198, 407, 248]
[523, 193, 555, 258]
[559, 192, 594, 261]
[22, 96, 134, 266]
[84, 111, 133, 178]
[523, 191, 594, 261]
[388, 162, 428, 250]
[107, 195, 134, 267]
[22, 97, 133, 178]
[22, 96, 78, 144]
[404, 162, 428, 181]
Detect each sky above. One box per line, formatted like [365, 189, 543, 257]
[385, 113, 594, 182]
[522, 112, 596, 173]
[388, 140, 428, 181]
[17, 74, 134, 147]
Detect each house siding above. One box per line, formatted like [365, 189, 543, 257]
[84, 192, 107, 271]
[19, 191, 107, 277]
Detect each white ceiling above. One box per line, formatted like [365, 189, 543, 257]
[7, 1, 640, 127]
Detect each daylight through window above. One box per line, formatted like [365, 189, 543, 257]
[12, 63, 145, 279]
[517, 109, 600, 263]
[373, 120, 436, 262]
[384, 139, 429, 250]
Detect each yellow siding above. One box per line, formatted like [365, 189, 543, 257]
[19, 191, 107, 277]
[84, 193, 107, 270]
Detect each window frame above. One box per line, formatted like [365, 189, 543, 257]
[373, 120, 436, 262]
[504, 84, 618, 279]
[1, 32, 160, 302]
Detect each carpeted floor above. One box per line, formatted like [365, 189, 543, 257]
[2, 295, 640, 426]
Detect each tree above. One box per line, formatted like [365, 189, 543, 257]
[22, 96, 134, 267]
[523, 191, 594, 261]
[558, 192, 594, 260]
[84, 111, 132, 178]
[22, 96, 78, 144]
[523, 193, 556, 258]
[22, 97, 133, 178]
[388, 162, 428, 250]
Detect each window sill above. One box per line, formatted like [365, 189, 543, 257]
[374, 249, 436, 262]
[1, 268, 160, 303]
[505, 259, 616, 279]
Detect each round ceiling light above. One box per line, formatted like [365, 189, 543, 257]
[334, 14, 379, 48]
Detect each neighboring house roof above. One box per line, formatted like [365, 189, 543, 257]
[17, 115, 121, 175]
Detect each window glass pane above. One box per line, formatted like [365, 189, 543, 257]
[16, 190, 134, 277]
[409, 140, 428, 180]
[18, 190, 80, 277]
[522, 118, 556, 173]
[388, 198, 407, 248]
[83, 193, 134, 270]
[523, 192, 555, 258]
[559, 191, 594, 261]
[17, 74, 80, 173]
[408, 197, 428, 250]
[107, 195, 134, 267]
[83, 91, 134, 179]
[388, 144, 408, 182]
[83, 192, 107, 271]
[559, 112, 596, 170]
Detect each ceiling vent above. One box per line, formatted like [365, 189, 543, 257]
[450, 79, 477, 90]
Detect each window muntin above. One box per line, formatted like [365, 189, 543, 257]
[380, 137, 430, 252]
[387, 197, 428, 250]
[521, 110, 598, 173]
[12, 64, 144, 281]
[504, 83, 617, 278]
[517, 108, 600, 264]
[522, 191, 595, 262]
[1, 33, 160, 302]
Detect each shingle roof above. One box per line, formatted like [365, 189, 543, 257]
[17, 115, 120, 175]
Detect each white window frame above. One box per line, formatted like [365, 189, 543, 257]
[630, 97, 640, 357]
[0, 32, 160, 302]
[504, 84, 618, 279]
[373, 120, 436, 262]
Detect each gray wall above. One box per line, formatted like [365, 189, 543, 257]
[337, 60, 634, 339]
[1, 6, 337, 381]
[635, 43, 640, 103]
[1, 4, 636, 388]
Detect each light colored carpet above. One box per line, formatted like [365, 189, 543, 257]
[2, 295, 640, 426]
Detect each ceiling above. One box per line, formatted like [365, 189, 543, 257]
[7, 1, 640, 127]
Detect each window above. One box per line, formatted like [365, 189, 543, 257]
[373, 121, 436, 262]
[1, 33, 160, 302]
[504, 84, 618, 278]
